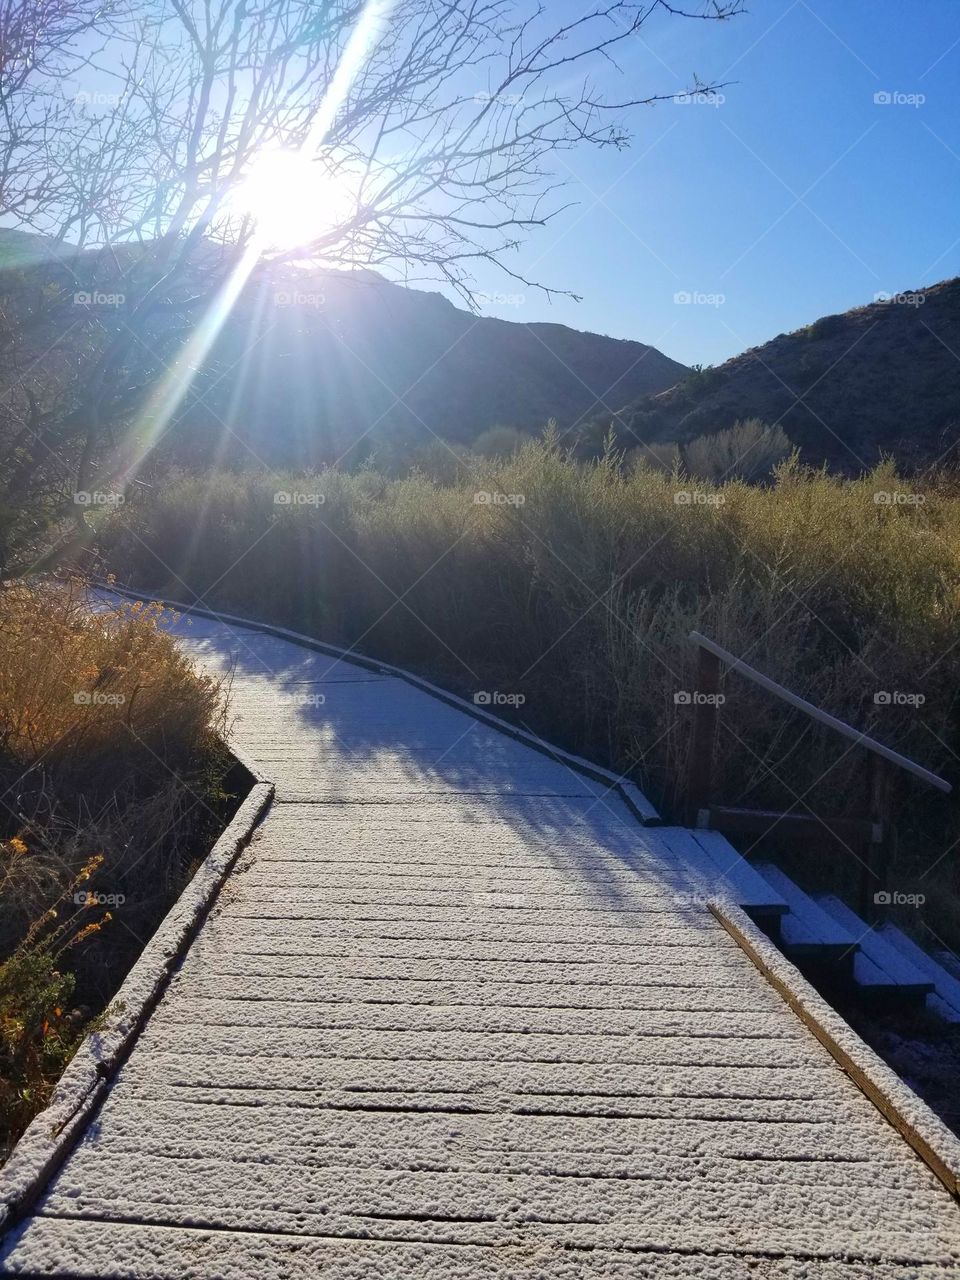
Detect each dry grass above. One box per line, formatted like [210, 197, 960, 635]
[0, 576, 231, 1153]
[99, 440, 960, 941]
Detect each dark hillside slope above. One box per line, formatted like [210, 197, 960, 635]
[604, 279, 960, 470]
[179, 267, 687, 465]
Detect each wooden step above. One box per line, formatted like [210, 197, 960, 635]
[655, 828, 788, 919]
[816, 895, 935, 1007]
[875, 923, 960, 1023]
[755, 864, 858, 963]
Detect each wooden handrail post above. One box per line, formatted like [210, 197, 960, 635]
[685, 644, 721, 827]
[861, 753, 894, 922]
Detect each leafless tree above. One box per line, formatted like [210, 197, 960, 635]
[0, 0, 743, 574]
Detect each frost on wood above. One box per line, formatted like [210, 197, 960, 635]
[2, 606, 958, 1276]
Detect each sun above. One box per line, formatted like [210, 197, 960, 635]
[231, 149, 357, 250]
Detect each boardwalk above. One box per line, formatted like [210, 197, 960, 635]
[2, 611, 959, 1277]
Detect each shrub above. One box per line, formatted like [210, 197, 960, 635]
[0, 855, 116, 1144]
[96, 445, 960, 943]
[682, 419, 794, 483]
[471, 426, 532, 458]
[0, 576, 231, 1152]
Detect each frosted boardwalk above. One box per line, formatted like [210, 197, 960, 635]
[3, 612, 960, 1278]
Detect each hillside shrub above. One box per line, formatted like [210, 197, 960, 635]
[682, 419, 794, 482]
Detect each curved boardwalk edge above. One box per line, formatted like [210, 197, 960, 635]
[1, 591, 958, 1276]
[711, 901, 960, 1198]
[0, 778, 274, 1234]
[90, 579, 662, 825]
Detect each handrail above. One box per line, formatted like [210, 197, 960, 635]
[688, 631, 952, 795]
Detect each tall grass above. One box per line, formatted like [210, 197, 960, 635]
[99, 439, 960, 939]
[0, 577, 232, 1151]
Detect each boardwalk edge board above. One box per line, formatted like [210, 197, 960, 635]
[90, 579, 662, 825]
[710, 900, 960, 1199]
[0, 778, 275, 1236]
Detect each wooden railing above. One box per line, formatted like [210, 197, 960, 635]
[685, 631, 951, 918]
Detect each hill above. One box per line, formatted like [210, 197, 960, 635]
[172, 266, 688, 466]
[0, 231, 687, 468]
[600, 279, 960, 470]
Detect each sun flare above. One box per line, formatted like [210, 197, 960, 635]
[232, 149, 357, 250]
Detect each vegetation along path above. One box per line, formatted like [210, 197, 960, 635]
[1, 601, 959, 1278]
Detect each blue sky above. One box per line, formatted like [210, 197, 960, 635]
[464, 0, 960, 368]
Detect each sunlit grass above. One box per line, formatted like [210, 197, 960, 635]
[0, 577, 231, 1153]
[99, 439, 960, 937]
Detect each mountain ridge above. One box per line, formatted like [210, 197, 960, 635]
[598, 278, 960, 470]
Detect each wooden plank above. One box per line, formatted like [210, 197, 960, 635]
[756, 863, 859, 956]
[709, 806, 876, 846]
[710, 901, 960, 1199]
[5, 598, 959, 1278]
